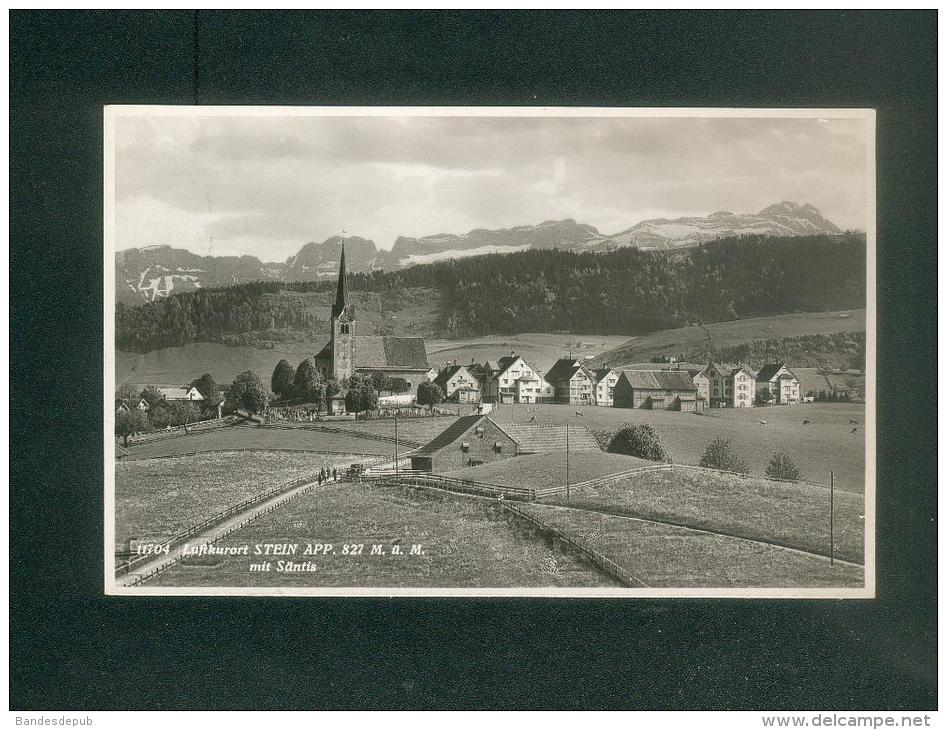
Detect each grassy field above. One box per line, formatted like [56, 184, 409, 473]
[592, 309, 865, 369]
[148, 482, 615, 588]
[121, 425, 393, 460]
[318, 416, 467, 446]
[496, 402, 865, 493]
[426, 333, 628, 372]
[514, 503, 863, 588]
[445, 451, 652, 489]
[115, 451, 340, 548]
[545, 466, 864, 563]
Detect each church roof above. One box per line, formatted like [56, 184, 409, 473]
[331, 242, 348, 319]
[355, 336, 429, 370]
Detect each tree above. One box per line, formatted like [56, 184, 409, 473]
[227, 370, 272, 414]
[370, 371, 390, 394]
[344, 373, 379, 418]
[417, 381, 445, 412]
[115, 409, 148, 447]
[698, 437, 750, 474]
[190, 373, 222, 417]
[389, 377, 411, 394]
[606, 424, 670, 463]
[271, 359, 296, 399]
[140, 385, 164, 408]
[294, 358, 325, 406]
[766, 452, 802, 481]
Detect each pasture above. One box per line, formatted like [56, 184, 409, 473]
[148, 482, 614, 588]
[592, 309, 865, 369]
[545, 466, 864, 563]
[120, 424, 393, 460]
[514, 503, 863, 588]
[426, 332, 629, 371]
[115, 451, 340, 548]
[446, 451, 652, 489]
[321, 416, 466, 447]
[497, 402, 866, 493]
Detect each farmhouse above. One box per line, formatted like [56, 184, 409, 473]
[544, 358, 595, 405]
[481, 354, 554, 404]
[755, 363, 801, 405]
[409, 414, 519, 472]
[592, 367, 620, 406]
[688, 369, 711, 402]
[704, 362, 756, 408]
[433, 364, 482, 403]
[313, 243, 430, 390]
[157, 386, 204, 402]
[612, 370, 702, 411]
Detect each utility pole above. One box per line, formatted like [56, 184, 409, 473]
[830, 470, 835, 566]
[394, 410, 399, 478]
[566, 422, 571, 502]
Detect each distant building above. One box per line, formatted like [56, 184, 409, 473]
[409, 415, 519, 472]
[313, 243, 430, 391]
[688, 369, 711, 403]
[157, 386, 204, 402]
[544, 358, 595, 405]
[482, 353, 554, 404]
[703, 362, 756, 408]
[613, 370, 702, 411]
[755, 363, 801, 405]
[592, 367, 620, 406]
[433, 365, 482, 403]
[115, 399, 131, 414]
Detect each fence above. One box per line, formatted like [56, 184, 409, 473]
[500, 502, 648, 588]
[115, 470, 331, 578]
[260, 422, 425, 448]
[123, 417, 235, 446]
[134, 448, 392, 462]
[532, 463, 673, 499]
[365, 471, 537, 501]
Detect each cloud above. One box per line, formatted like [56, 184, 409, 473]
[114, 113, 870, 258]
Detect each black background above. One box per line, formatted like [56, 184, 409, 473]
[10, 10, 937, 710]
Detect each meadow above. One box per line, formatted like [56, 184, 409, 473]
[544, 466, 864, 563]
[115, 451, 338, 548]
[426, 332, 628, 371]
[592, 309, 865, 369]
[121, 425, 393, 460]
[446, 451, 652, 489]
[495, 402, 866, 493]
[514, 503, 863, 589]
[148, 482, 614, 588]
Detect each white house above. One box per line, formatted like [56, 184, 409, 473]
[703, 362, 756, 408]
[755, 363, 801, 405]
[592, 367, 620, 406]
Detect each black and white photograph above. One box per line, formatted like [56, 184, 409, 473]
[105, 106, 875, 597]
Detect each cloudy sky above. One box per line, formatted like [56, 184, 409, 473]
[113, 112, 870, 261]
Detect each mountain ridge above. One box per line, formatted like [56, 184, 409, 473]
[115, 201, 849, 303]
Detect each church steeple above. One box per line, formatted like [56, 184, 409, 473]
[331, 240, 348, 319]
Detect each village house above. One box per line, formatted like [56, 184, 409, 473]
[481, 353, 554, 404]
[688, 369, 711, 402]
[313, 243, 431, 391]
[156, 386, 204, 402]
[409, 414, 519, 472]
[544, 358, 595, 405]
[592, 367, 620, 407]
[612, 370, 703, 411]
[703, 362, 757, 408]
[433, 364, 482, 403]
[755, 363, 801, 405]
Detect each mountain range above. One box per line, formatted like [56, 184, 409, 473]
[115, 201, 845, 304]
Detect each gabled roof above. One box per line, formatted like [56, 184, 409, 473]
[545, 358, 593, 383]
[594, 367, 617, 384]
[756, 363, 797, 382]
[496, 354, 524, 378]
[157, 387, 202, 401]
[484, 360, 501, 372]
[357, 336, 429, 370]
[620, 370, 697, 391]
[706, 362, 757, 378]
[412, 415, 512, 458]
[433, 364, 472, 387]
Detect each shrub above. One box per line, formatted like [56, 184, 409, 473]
[607, 424, 670, 463]
[417, 381, 445, 411]
[698, 437, 750, 474]
[766, 452, 802, 481]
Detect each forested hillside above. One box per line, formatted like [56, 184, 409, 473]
[116, 233, 866, 353]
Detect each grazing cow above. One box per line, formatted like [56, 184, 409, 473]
[759, 419, 768, 426]
[575, 411, 584, 418]
[529, 415, 537, 422]
[851, 427, 858, 434]
[850, 418, 858, 425]
[802, 419, 811, 425]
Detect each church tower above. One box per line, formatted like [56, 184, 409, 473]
[330, 241, 356, 380]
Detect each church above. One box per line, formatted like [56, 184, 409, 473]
[313, 243, 431, 391]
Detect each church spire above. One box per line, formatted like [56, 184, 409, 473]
[331, 238, 348, 319]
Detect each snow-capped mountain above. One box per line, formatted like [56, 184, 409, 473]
[115, 203, 845, 303]
[592, 201, 842, 252]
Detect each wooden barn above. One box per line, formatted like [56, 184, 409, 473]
[613, 370, 703, 411]
[409, 415, 519, 472]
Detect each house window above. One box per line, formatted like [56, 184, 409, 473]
[340, 324, 350, 334]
